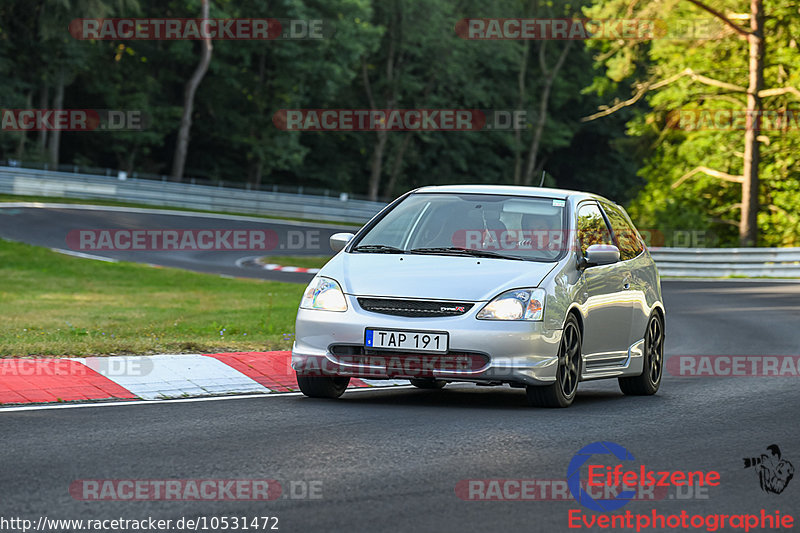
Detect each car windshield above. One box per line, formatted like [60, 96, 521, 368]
[353, 193, 568, 262]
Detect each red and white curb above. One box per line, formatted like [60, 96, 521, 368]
[0, 351, 408, 405]
[259, 264, 320, 273]
[234, 256, 323, 274]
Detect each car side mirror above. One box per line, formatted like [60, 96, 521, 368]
[330, 232, 355, 252]
[583, 244, 620, 268]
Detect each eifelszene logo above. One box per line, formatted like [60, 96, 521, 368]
[567, 441, 721, 511]
[567, 441, 636, 511]
[743, 445, 794, 494]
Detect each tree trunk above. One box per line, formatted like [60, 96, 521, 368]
[171, 0, 213, 182]
[513, 40, 530, 185]
[48, 68, 65, 167]
[124, 147, 137, 174]
[740, 0, 764, 246]
[522, 78, 552, 185]
[522, 41, 572, 185]
[252, 159, 263, 189]
[362, 9, 397, 201]
[368, 130, 388, 201]
[37, 84, 49, 156]
[384, 133, 413, 198]
[15, 90, 33, 160]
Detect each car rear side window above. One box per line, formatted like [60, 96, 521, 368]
[601, 202, 644, 261]
[576, 203, 613, 257]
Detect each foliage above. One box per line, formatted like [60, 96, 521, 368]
[584, 0, 800, 246]
[2, 0, 796, 244]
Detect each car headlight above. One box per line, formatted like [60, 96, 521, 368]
[300, 277, 347, 312]
[477, 288, 545, 321]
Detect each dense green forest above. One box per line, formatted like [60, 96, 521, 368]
[1, 0, 798, 246]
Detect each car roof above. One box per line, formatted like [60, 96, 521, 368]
[412, 184, 611, 204]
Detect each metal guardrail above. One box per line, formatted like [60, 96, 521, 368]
[0, 166, 386, 224]
[650, 247, 800, 278]
[2, 166, 798, 277]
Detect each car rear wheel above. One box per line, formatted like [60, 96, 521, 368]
[618, 313, 663, 395]
[409, 378, 446, 389]
[296, 375, 350, 398]
[526, 314, 582, 408]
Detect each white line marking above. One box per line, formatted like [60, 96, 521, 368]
[0, 386, 416, 413]
[234, 256, 259, 269]
[51, 248, 118, 262]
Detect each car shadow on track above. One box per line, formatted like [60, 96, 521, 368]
[301, 383, 659, 411]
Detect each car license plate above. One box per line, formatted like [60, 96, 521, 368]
[365, 329, 448, 353]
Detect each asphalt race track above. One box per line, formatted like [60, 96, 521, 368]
[2, 289, 799, 531]
[0, 204, 349, 282]
[2, 205, 799, 532]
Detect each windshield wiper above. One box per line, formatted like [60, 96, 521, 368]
[352, 244, 406, 254]
[409, 247, 524, 261]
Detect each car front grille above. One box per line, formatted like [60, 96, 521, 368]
[357, 298, 474, 317]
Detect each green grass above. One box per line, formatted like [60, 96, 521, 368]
[0, 239, 305, 357]
[0, 193, 363, 227]
[257, 255, 333, 269]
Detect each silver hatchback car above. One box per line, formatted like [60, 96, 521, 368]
[291, 185, 664, 407]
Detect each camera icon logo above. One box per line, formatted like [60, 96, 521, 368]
[743, 445, 794, 494]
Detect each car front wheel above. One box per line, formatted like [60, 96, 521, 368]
[296, 375, 350, 398]
[526, 314, 582, 408]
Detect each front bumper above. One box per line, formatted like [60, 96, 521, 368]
[291, 295, 563, 386]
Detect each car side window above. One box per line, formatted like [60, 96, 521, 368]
[601, 203, 644, 261]
[576, 203, 613, 257]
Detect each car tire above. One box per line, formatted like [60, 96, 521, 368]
[526, 314, 582, 408]
[409, 378, 446, 390]
[296, 375, 350, 399]
[618, 313, 663, 396]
